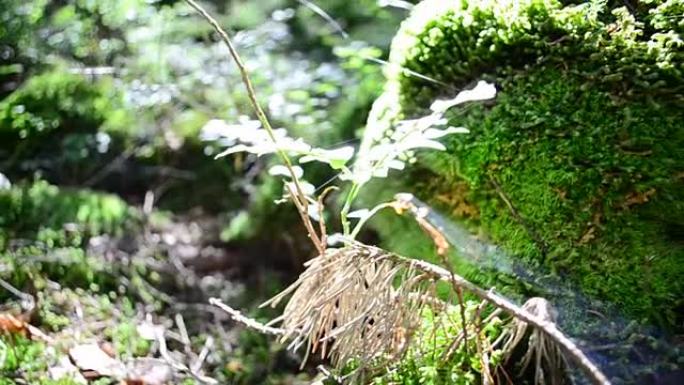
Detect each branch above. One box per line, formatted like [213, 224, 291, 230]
[209, 298, 285, 336]
[355, 245, 611, 385]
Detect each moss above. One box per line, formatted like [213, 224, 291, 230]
[434, 67, 683, 328]
[373, 304, 505, 385]
[382, 0, 682, 117]
[363, 0, 684, 330]
[0, 68, 239, 211]
[0, 69, 132, 183]
[0, 70, 120, 141]
[0, 335, 82, 385]
[0, 180, 137, 297]
[0, 179, 135, 248]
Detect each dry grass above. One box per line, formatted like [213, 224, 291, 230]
[261, 246, 435, 371]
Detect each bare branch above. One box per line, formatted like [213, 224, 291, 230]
[363, 246, 611, 385]
[209, 298, 285, 336]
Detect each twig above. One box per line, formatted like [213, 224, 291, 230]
[208, 298, 285, 336]
[474, 302, 494, 385]
[316, 186, 337, 247]
[316, 364, 343, 384]
[155, 326, 218, 384]
[83, 147, 136, 187]
[441, 297, 491, 363]
[296, 0, 348, 38]
[175, 313, 192, 356]
[183, 0, 324, 255]
[191, 336, 214, 374]
[489, 175, 548, 257]
[397, 195, 469, 355]
[0, 277, 34, 309]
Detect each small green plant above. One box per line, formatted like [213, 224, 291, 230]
[205, 79, 496, 241]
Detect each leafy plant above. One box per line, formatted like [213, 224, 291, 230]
[205, 80, 496, 239]
[186, 2, 611, 385]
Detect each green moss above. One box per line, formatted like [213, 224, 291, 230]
[0, 70, 118, 140]
[0, 69, 132, 182]
[433, 67, 683, 328]
[363, 0, 684, 330]
[382, 0, 682, 117]
[370, 304, 505, 385]
[0, 180, 137, 295]
[0, 335, 82, 385]
[0, 180, 135, 248]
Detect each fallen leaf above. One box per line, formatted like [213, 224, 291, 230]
[49, 356, 88, 384]
[579, 227, 596, 244]
[0, 313, 28, 335]
[126, 357, 173, 385]
[69, 342, 127, 378]
[623, 188, 656, 208]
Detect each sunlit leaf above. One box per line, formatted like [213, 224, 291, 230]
[300, 146, 354, 169]
[387, 159, 405, 170]
[269, 165, 304, 179]
[430, 80, 497, 113]
[285, 181, 315, 197]
[0, 173, 10, 190]
[423, 126, 469, 139]
[400, 138, 446, 151]
[307, 203, 321, 221]
[214, 144, 252, 159]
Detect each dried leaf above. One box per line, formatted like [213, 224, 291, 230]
[49, 356, 88, 384]
[69, 343, 127, 378]
[126, 358, 173, 385]
[0, 313, 28, 336]
[623, 188, 656, 208]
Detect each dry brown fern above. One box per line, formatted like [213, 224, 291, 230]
[261, 246, 436, 371]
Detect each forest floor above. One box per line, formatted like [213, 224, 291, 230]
[1, 209, 312, 385]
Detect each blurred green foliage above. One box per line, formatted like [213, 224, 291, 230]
[0, 335, 81, 385]
[0, 180, 134, 300]
[0, 71, 130, 183]
[0, 180, 133, 248]
[0, 71, 115, 139]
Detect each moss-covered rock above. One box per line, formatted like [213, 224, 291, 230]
[363, 0, 684, 330]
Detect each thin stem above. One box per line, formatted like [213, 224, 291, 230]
[184, 0, 324, 255]
[350, 202, 395, 239]
[209, 298, 285, 336]
[340, 182, 361, 237]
